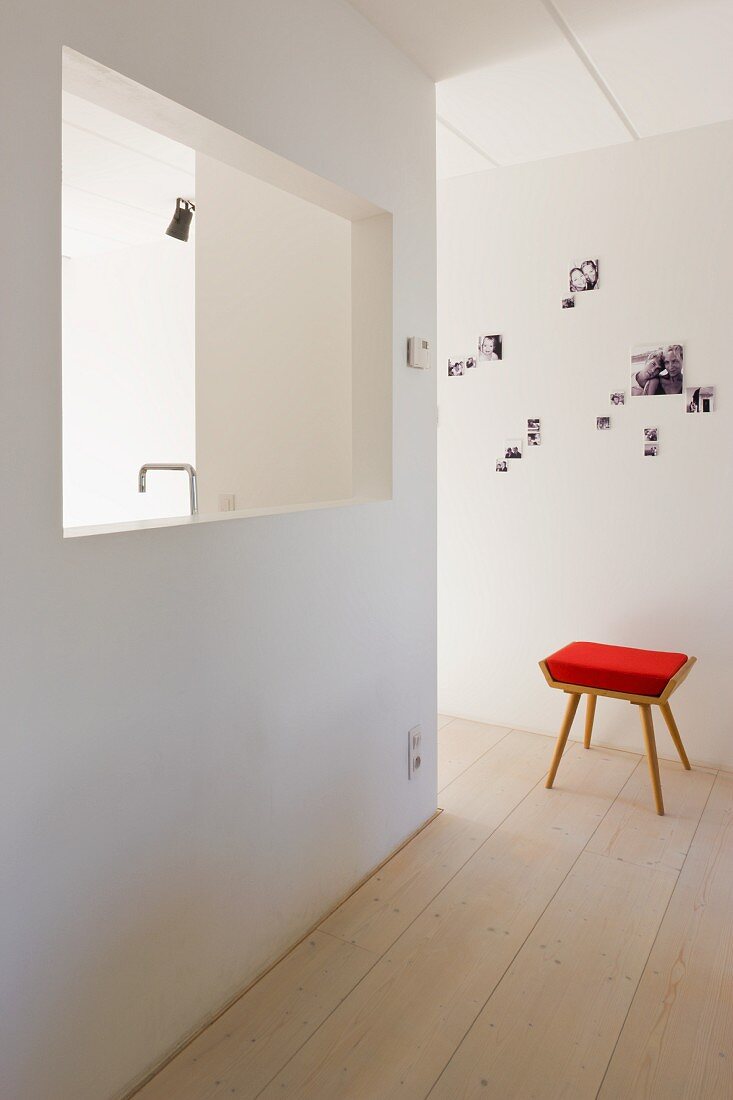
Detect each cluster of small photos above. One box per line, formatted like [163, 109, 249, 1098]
[450, 258, 716, 470]
[495, 419, 541, 472]
[597, 408, 659, 453]
[448, 333, 503, 376]
[597, 350, 715, 455]
[567, 268, 716, 455]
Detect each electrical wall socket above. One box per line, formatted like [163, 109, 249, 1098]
[408, 725, 422, 779]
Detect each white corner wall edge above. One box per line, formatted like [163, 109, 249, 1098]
[0, 6, 437, 1100]
[438, 118, 733, 772]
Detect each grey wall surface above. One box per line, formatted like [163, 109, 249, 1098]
[0, 3, 436, 1097]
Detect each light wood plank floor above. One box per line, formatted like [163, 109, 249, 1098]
[135, 718, 731, 1100]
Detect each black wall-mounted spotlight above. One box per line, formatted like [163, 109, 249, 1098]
[166, 197, 195, 242]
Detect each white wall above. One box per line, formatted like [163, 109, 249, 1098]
[351, 211, 394, 500]
[0, 5, 436, 1100]
[63, 241, 196, 527]
[438, 120, 733, 770]
[195, 153, 352, 514]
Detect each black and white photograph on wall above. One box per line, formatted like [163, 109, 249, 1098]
[466, 356, 476, 369]
[686, 386, 715, 413]
[448, 359, 465, 377]
[478, 334, 502, 361]
[496, 460, 508, 472]
[596, 416, 611, 430]
[527, 418, 540, 431]
[644, 427, 658, 442]
[610, 392, 625, 406]
[527, 432, 541, 446]
[631, 344, 684, 395]
[569, 259, 598, 293]
[505, 439, 522, 459]
[644, 444, 659, 457]
[562, 296, 575, 309]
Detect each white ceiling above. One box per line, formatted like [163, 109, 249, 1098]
[62, 92, 195, 257]
[347, 0, 733, 177]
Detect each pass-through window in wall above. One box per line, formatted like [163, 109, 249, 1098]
[62, 48, 393, 537]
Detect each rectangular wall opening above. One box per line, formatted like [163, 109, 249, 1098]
[62, 48, 393, 537]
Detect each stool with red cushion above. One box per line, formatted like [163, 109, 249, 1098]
[540, 641, 697, 815]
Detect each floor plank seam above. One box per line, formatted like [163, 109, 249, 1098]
[591, 850, 682, 874]
[250, 945, 387, 1099]
[316, 927, 378, 954]
[253, 745, 561, 1098]
[592, 771, 719, 1099]
[424, 750, 648, 1099]
[437, 726, 514, 795]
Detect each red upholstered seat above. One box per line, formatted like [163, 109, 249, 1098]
[546, 641, 688, 698]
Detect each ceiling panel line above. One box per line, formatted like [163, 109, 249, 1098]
[62, 119, 196, 177]
[436, 114, 499, 167]
[539, 0, 639, 140]
[62, 183, 164, 220]
[62, 223, 133, 246]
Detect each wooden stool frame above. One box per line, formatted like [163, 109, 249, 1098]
[540, 656, 696, 816]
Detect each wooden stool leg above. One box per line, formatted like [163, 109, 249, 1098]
[584, 694, 597, 749]
[545, 692, 581, 789]
[638, 704, 664, 816]
[659, 702, 691, 770]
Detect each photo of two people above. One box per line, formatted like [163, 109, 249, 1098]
[568, 259, 598, 293]
[631, 344, 684, 396]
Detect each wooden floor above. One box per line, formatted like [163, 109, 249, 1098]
[135, 717, 733, 1099]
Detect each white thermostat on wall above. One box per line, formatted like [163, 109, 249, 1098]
[407, 336, 431, 370]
